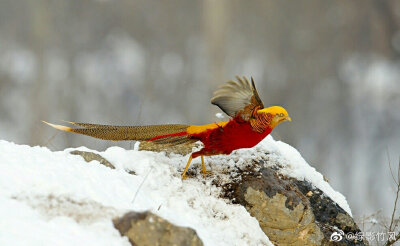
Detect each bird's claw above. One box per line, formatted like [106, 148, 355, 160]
[202, 170, 212, 176]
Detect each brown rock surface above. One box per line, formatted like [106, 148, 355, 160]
[222, 164, 368, 246]
[70, 150, 115, 169]
[113, 211, 203, 246]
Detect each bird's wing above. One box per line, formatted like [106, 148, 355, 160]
[210, 76, 264, 121]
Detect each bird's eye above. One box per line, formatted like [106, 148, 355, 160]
[279, 113, 284, 117]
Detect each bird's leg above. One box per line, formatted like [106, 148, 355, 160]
[201, 155, 211, 175]
[181, 154, 193, 180]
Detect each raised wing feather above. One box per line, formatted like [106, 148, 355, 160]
[210, 76, 264, 120]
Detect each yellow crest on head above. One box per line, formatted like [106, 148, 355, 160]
[257, 106, 291, 122]
[258, 106, 289, 116]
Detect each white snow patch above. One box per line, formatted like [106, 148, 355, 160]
[0, 196, 129, 246]
[0, 140, 272, 246]
[215, 112, 225, 119]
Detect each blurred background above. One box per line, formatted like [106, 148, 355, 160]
[1, 0, 400, 221]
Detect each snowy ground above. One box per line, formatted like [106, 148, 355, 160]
[0, 136, 351, 246]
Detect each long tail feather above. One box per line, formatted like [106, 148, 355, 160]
[61, 121, 122, 129]
[43, 121, 193, 144]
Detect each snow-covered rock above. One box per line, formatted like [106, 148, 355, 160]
[0, 136, 361, 245]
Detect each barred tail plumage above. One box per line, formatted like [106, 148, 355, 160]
[43, 121, 195, 145]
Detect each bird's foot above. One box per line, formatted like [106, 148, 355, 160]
[202, 170, 212, 176]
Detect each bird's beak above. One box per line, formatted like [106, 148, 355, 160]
[286, 116, 292, 122]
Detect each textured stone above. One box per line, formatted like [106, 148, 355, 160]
[113, 211, 203, 246]
[222, 163, 368, 246]
[244, 188, 323, 245]
[70, 150, 115, 169]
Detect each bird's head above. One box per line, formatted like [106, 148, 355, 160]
[256, 106, 291, 129]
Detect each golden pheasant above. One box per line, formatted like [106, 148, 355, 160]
[44, 76, 291, 179]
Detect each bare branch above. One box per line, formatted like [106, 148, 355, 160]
[384, 232, 400, 246]
[389, 158, 400, 232]
[386, 148, 398, 186]
[385, 157, 400, 246]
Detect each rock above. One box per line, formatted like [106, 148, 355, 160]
[113, 211, 203, 246]
[70, 150, 115, 169]
[86, 145, 366, 245]
[222, 164, 368, 246]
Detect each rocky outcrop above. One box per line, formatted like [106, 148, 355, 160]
[136, 141, 367, 245]
[73, 144, 366, 246]
[113, 211, 203, 246]
[221, 164, 368, 246]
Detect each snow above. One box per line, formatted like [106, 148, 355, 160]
[0, 197, 127, 246]
[0, 136, 351, 245]
[215, 112, 225, 119]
